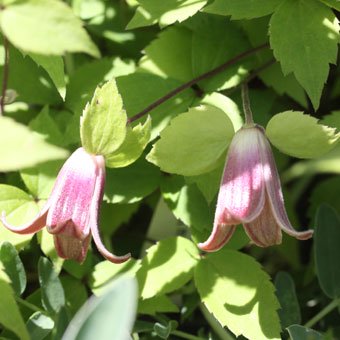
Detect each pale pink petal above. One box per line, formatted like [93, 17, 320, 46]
[46, 147, 97, 238]
[244, 195, 282, 247]
[90, 156, 131, 264]
[1, 204, 49, 235]
[198, 224, 236, 252]
[220, 127, 265, 223]
[53, 220, 91, 263]
[259, 133, 313, 240]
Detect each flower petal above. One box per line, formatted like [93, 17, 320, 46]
[198, 224, 236, 252]
[244, 195, 282, 247]
[90, 156, 131, 264]
[46, 147, 97, 238]
[1, 204, 48, 235]
[259, 134, 314, 240]
[53, 221, 91, 263]
[220, 127, 265, 223]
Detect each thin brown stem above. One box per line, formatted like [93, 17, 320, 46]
[127, 43, 269, 124]
[0, 35, 9, 116]
[241, 83, 254, 125]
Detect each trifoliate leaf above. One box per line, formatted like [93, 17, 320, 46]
[269, 0, 339, 109]
[80, 79, 127, 156]
[266, 111, 339, 159]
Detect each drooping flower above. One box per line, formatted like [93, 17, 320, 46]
[1, 147, 131, 263]
[198, 86, 313, 251]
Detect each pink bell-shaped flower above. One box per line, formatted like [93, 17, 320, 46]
[199, 86, 313, 251]
[1, 147, 131, 264]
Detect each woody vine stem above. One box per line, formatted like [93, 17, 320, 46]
[127, 43, 270, 124]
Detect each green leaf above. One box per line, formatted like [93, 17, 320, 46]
[104, 157, 160, 204]
[0, 184, 39, 248]
[105, 116, 151, 168]
[26, 312, 54, 340]
[90, 259, 141, 296]
[0, 266, 30, 340]
[65, 57, 135, 115]
[20, 160, 61, 200]
[274, 271, 301, 328]
[80, 79, 127, 156]
[287, 325, 323, 340]
[0, 116, 68, 171]
[319, 0, 340, 11]
[0, 241, 26, 295]
[138, 295, 179, 315]
[0, 0, 99, 57]
[116, 73, 195, 140]
[269, 0, 339, 109]
[62, 276, 137, 340]
[314, 205, 340, 299]
[204, 0, 283, 19]
[195, 250, 281, 340]
[28, 54, 66, 100]
[127, 0, 208, 29]
[38, 257, 65, 314]
[137, 237, 199, 299]
[29, 106, 65, 146]
[147, 105, 234, 176]
[266, 111, 339, 159]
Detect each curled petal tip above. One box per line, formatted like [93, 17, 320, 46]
[198, 225, 236, 252]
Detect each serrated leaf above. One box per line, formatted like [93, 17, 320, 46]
[266, 111, 339, 159]
[0, 241, 26, 295]
[195, 250, 281, 340]
[80, 79, 127, 156]
[147, 105, 234, 176]
[38, 257, 65, 314]
[127, 0, 208, 29]
[0, 184, 39, 248]
[0, 267, 30, 340]
[314, 205, 340, 299]
[105, 116, 151, 168]
[28, 54, 66, 100]
[26, 312, 54, 340]
[104, 157, 160, 204]
[137, 237, 199, 299]
[204, 0, 283, 19]
[138, 295, 179, 315]
[269, 0, 339, 109]
[287, 325, 323, 340]
[62, 276, 137, 340]
[0, 0, 99, 57]
[274, 271, 301, 328]
[0, 116, 68, 171]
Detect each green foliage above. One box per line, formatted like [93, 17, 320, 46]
[63, 276, 137, 340]
[195, 250, 281, 339]
[0, 116, 68, 171]
[0, 266, 29, 340]
[80, 79, 127, 156]
[26, 312, 54, 340]
[137, 237, 199, 299]
[204, 0, 283, 19]
[266, 111, 339, 159]
[314, 205, 340, 299]
[287, 325, 323, 340]
[0, 0, 99, 57]
[269, 0, 339, 109]
[147, 105, 234, 176]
